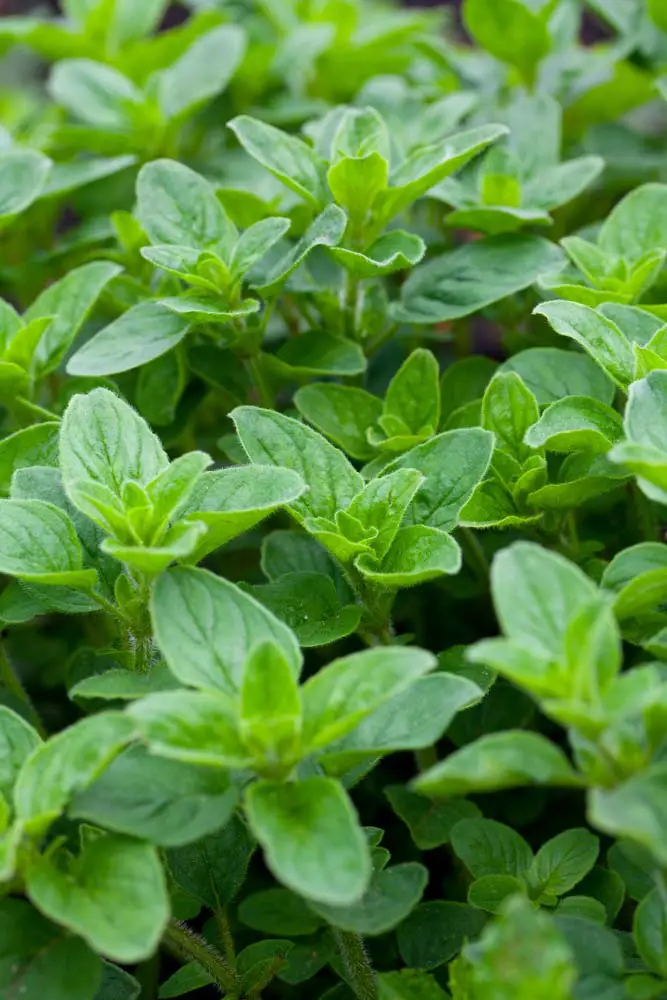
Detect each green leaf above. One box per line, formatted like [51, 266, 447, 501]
[26, 834, 169, 964]
[136, 159, 237, 259]
[269, 331, 366, 378]
[302, 645, 435, 752]
[397, 900, 487, 969]
[383, 349, 440, 439]
[500, 347, 614, 406]
[482, 372, 540, 466]
[246, 777, 370, 905]
[232, 405, 362, 522]
[634, 888, 667, 978]
[294, 383, 383, 461]
[159, 296, 260, 326]
[49, 59, 148, 129]
[239, 888, 323, 936]
[252, 204, 347, 296]
[60, 387, 168, 498]
[385, 786, 480, 850]
[534, 301, 635, 388]
[345, 469, 424, 560]
[14, 711, 135, 833]
[151, 566, 301, 695]
[589, 764, 667, 867]
[310, 862, 428, 935]
[95, 962, 141, 1000]
[0, 498, 96, 588]
[355, 526, 462, 588]
[463, 0, 551, 82]
[329, 231, 425, 279]
[598, 183, 667, 261]
[382, 428, 494, 533]
[229, 115, 327, 209]
[602, 543, 667, 619]
[321, 674, 482, 774]
[167, 814, 255, 910]
[67, 301, 191, 376]
[328, 153, 388, 226]
[0, 148, 51, 221]
[69, 744, 239, 847]
[250, 572, 362, 647]
[396, 234, 564, 324]
[450, 818, 533, 878]
[0, 898, 102, 1000]
[413, 731, 581, 798]
[524, 397, 624, 454]
[609, 371, 667, 501]
[468, 875, 525, 914]
[377, 124, 508, 223]
[0, 705, 41, 799]
[378, 969, 448, 999]
[488, 541, 598, 658]
[0, 422, 59, 494]
[230, 216, 291, 280]
[180, 465, 306, 562]
[69, 663, 179, 704]
[156, 24, 245, 122]
[157, 963, 213, 999]
[27, 261, 123, 376]
[240, 640, 302, 764]
[529, 829, 599, 896]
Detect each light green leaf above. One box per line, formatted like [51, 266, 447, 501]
[0, 706, 41, 799]
[377, 124, 508, 223]
[396, 235, 564, 324]
[529, 829, 599, 896]
[0, 498, 96, 588]
[26, 834, 169, 964]
[180, 465, 306, 562]
[309, 862, 428, 935]
[67, 301, 191, 376]
[268, 331, 366, 378]
[252, 204, 347, 295]
[229, 115, 327, 209]
[499, 347, 614, 406]
[383, 348, 440, 439]
[232, 405, 362, 522]
[482, 372, 539, 466]
[27, 260, 122, 376]
[378, 969, 448, 999]
[329, 231, 425, 278]
[450, 818, 533, 878]
[245, 777, 371, 905]
[60, 387, 168, 497]
[128, 689, 251, 768]
[250, 572, 361, 647]
[589, 764, 667, 867]
[159, 296, 260, 326]
[294, 383, 382, 461]
[230, 216, 291, 280]
[157, 25, 246, 122]
[534, 300, 634, 387]
[101, 520, 206, 575]
[467, 875, 525, 914]
[463, 0, 551, 82]
[14, 711, 135, 833]
[524, 397, 623, 454]
[355, 525, 462, 588]
[328, 151, 389, 227]
[382, 428, 494, 532]
[301, 645, 436, 751]
[136, 159, 237, 259]
[158, 963, 213, 998]
[598, 183, 667, 260]
[151, 566, 302, 695]
[0, 422, 59, 494]
[346, 468, 424, 560]
[634, 887, 667, 979]
[240, 641, 302, 764]
[0, 148, 52, 220]
[0, 898, 102, 1000]
[413, 731, 582, 798]
[49, 59, 147, 129]
[602, 543, 667, 619]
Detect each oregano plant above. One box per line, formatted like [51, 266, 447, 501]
[3, 0, 667, 998]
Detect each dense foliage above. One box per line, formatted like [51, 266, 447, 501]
[3, 0, 667, 997]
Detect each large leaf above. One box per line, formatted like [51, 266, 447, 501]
[157, 24, 246, 122]
[395, 235, 564, 324]
[245, 777, 371, 906]
[534, 301, 635, 388]
[0, 498, 96, 588]
[229, 115, 327, 209]
[151, 566, 302, 694]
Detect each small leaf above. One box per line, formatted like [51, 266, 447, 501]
[157, 24, 245, 122]
[49, 59, 147, 129]
[0, 706, 41, 799]
[240, 641, 302, 764]
[329, 231, 425, 278]
[67, 301, 191, 376]
[250, 572, 361, 647]
[482, 372, 540, 466]
[534, 300, 634, 387]
[500, 347, 614, 406]
[245, 777, 371, 905]
[397, 900, 487, 970]
[463, 0, 551, 82]
[524, 397, 623, 454]
[589, 764, 667, 867]
[26, 834, 169, 964]
[355, 526, 462, 588]
[413, 731, 581, 798]
[0, 499, 96, 588]
[230, 216, 291, 279]
[598, 182, 667, 261]
[167, 814, 255, 911]
[310, 862, 428, 935]
[0, 422, 59, 494]
[229, 115, 327, 209]
[252, 205, 347, 295]
[385, 786, 480, 850]
[295, 383, 382, 461]
[451, 818, 533, 878]
[634, 887, 667, 978]
[468, 875, 525, 914]
[529, 829, 599, 896]
[0, 148, 52, 220]
[269, 331, 366, 378]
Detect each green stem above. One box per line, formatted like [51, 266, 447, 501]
[162, 920, 240, 996]
[632, 482, 660, 542]
[246, 353, 275, 409]
[341, 272, 361, 339]
[458, 527, 490, 584]
[334, 930, 378, 1000]
[135, 952, 160, 1000]
[13, 397, 60, 423]
[0, 639, 46, 737]
[216, 908, 236, 968]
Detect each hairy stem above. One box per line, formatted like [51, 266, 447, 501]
[163, 920, 240, 996]
[334, 930, 378, 1000]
